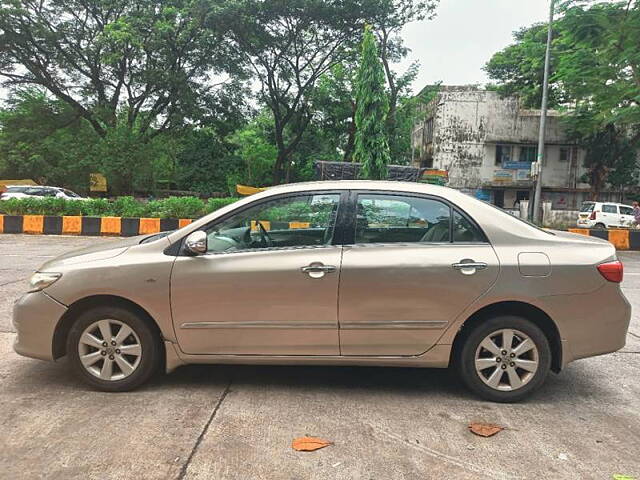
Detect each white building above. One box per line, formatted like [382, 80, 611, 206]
[411, 86, 616, 209]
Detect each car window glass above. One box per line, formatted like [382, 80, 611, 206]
[204, 193, 340, 253]
[602, 204, 617, 213]
[453, 210, 485, 242]
[6, 186, 26, 193]
[355, 194, 451, 244]
[620, 206, 633, 215]
[580, 202, 595, 212]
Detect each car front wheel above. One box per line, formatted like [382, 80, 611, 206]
[457, 315, 551, 402]
[67, 306, 161, 392]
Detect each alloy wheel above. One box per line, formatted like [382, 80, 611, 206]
[474, 328, 539, 391]
[77, 319, 142, 381]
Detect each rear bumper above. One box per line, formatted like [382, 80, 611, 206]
[543, 283, 631, 366]
[12, 291, 67, 361]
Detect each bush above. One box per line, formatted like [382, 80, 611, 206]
[206, 197, 238, 213]
[0, 196, 239, 218]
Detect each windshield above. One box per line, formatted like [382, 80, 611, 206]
[62, 189, 80, 198]
[580, 202, 595, 212]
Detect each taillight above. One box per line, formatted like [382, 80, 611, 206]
[597, 260, 623, 283]
[589, 210, 596, 220]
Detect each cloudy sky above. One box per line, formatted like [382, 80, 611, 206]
[399, 0, 551, 90]
[0, 0, 551, 101]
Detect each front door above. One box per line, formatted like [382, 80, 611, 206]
[171, 192, 345, 355]
[601, 204, 618, 227]
[338, 192, 499, 356]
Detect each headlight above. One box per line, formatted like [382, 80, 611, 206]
[28, 272, 62, 292]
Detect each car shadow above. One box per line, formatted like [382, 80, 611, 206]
[9, 356, 614, 406]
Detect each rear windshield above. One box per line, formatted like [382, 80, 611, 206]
[481, 201, 555, 235]
[580, 202, 595, 212]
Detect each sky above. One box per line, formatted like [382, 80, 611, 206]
[0, 0, 552, 102]
[399, 0, 552, 90]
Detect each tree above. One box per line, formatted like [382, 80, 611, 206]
[0, 0, 243, 142]
[353, 25, 390, 179]
[220, 0, 380, 184]
[369, 0, 438, 160]
[484, 0, 640, 194]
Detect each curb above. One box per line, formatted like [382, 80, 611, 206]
[568, 228, 640, 250]
[0, 215, 193, 237]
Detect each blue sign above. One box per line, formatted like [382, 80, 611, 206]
[475, 189, 491, 201]
[503, 161, 532, 170]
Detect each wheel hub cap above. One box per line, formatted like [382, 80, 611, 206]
[78, 319, 142, 381]
[474, 328, 539, 392]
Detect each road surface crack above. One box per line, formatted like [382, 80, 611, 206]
[176, 379, 232, 480]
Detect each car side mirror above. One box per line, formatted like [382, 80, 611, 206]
[185, 231, 207, 255]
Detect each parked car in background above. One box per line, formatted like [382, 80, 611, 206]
[0, 185, 88, 201]
[577, 201, 635, 229]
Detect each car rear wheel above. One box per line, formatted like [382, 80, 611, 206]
[67, 306, 161, 392]
[594, 223, 606, 229]
[457, 316, 551, 402]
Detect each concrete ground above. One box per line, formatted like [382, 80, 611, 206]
[0, 234, 639, 480]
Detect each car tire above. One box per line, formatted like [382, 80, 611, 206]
[66, 306, 162, 392]
[457, 315, 551, 403]
[594, 223, 606, 229]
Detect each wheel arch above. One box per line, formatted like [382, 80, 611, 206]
[450, 301, 562, 373]
[52, 294, 164, 360]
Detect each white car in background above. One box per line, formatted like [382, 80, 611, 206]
[577, 201, 635, 229]
[0, 186, 88, 201]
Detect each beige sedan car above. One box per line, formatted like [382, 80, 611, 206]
[13, 181, 630, 402]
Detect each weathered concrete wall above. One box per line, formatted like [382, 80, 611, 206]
[412, 86, 590, 193]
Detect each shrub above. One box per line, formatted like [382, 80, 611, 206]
[111, 196, 146, 218]
[0, 196, 238, 218]
[206, 197, 238, 214]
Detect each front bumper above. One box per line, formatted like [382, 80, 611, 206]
[13, 291, 67, 361]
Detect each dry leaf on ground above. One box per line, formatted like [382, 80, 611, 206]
[468, 422, 504, 437]
[291, 436, 333, 451]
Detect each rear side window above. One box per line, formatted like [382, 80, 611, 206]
[453, 210, 485, 242]
[354, 193, 486, 244]
[602, 204, 618, 214]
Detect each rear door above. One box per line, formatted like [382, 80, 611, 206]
[601, 204, 619, 227]
[338, 191, 499, 356]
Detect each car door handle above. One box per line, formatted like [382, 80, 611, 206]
[301, 263, 336, 278]
[301, 264, 337, 273]
[452, 261, 488, 275]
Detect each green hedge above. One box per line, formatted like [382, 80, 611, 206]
[0, 196, 239, 219]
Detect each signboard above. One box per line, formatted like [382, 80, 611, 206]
[493, 170, 514, 183]
[420, 169, 448, 186]
[90, 173, 108, 192]
[516, 169, 531, 181]
[503, 161, 532, 170]
[475, 189, 491, 201]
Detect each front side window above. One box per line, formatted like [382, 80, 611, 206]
[620, 206, 633, 215]
[602, 204, 618, 214]
[204, 193, 340, 253]
[355, 194, 451, 243]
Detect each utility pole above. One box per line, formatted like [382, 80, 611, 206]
[531, 0, 555, 223]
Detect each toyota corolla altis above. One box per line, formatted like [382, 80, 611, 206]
[13, 181, 630, 402]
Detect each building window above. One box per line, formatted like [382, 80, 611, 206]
[519, 146, 537, 163]
[495, 145, 513, 166]
[424, 118, 434, 144]
[559, 147, 570, 162]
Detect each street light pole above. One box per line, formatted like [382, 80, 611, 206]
[532, 0, 555, 223]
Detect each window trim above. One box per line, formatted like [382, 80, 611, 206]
[173, 190, 349, 256]
[346, 190, 489, 247]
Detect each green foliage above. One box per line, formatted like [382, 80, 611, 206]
[484, 1, 640, 194]
[353, 26, 390, 180]
[0, 196, 239, 218]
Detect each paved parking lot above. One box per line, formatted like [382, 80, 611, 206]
[0, 234, 639, 480]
